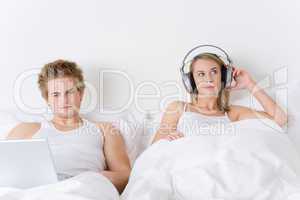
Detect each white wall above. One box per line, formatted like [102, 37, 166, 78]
[0, 0, 298, 117]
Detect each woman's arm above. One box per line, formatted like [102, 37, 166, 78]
[230, 68, 288, 127]
[247, 80, 287, 126]
[98, 122, 131, 194]
[152, 101, 184, 143]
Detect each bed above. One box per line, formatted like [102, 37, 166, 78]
[0, 81, 299, 200]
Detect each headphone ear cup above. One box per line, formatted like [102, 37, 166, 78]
[221, 65, 227, 86]
[188, 72, 197, 93]
[181, 72, 196, 93]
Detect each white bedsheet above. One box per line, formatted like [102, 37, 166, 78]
[0, 171, 119, 200]
[121, 119, 300, 200]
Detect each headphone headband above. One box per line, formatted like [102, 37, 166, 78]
[182, 44, 232, 72]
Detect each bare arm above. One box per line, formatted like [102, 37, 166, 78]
[98, 122, 131, 194]
[230, 68, 288, 127]
[152, 101, 184, 143]
[6, 123, 40, 139]
[246, 80, 287, 126]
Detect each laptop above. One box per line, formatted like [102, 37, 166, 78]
[0, 139, 58, 189]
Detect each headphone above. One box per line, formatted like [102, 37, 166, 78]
[180, 44, 233, 93]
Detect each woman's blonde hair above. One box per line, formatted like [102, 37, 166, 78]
[189, 53, 230, 112]
[38, 59, 85, 99]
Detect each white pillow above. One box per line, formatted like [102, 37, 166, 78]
[286, 80, 300, 154]
[112, 118, 144, 165]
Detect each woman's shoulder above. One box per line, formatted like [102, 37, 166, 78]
[7, 122, 41, 139]
[228, 105, 249, 112]
[159, 100, 189, 122]
[227, 105, 249, 119]
[227, 105, 270, 121]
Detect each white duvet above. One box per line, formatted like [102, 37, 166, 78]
[0, 171, 119, 200]
[121, 119, 300, 200]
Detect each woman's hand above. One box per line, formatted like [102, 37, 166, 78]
[229, 67, 255, 91]
[152, 131, 184, 143]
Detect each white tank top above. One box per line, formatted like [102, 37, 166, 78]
[33, 118, 106, 180]
[177, 103, 232, 137]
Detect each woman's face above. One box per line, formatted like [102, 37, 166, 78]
[191, 58, 222, 97]
[47, 77, 83, 118]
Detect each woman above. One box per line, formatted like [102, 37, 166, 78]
[152, 53, 287, 143]
[7, 60, 131, 194]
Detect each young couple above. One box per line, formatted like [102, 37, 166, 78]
[7, 52, 287, 193]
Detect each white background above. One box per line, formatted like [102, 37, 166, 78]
[0, 0, 298, 116]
